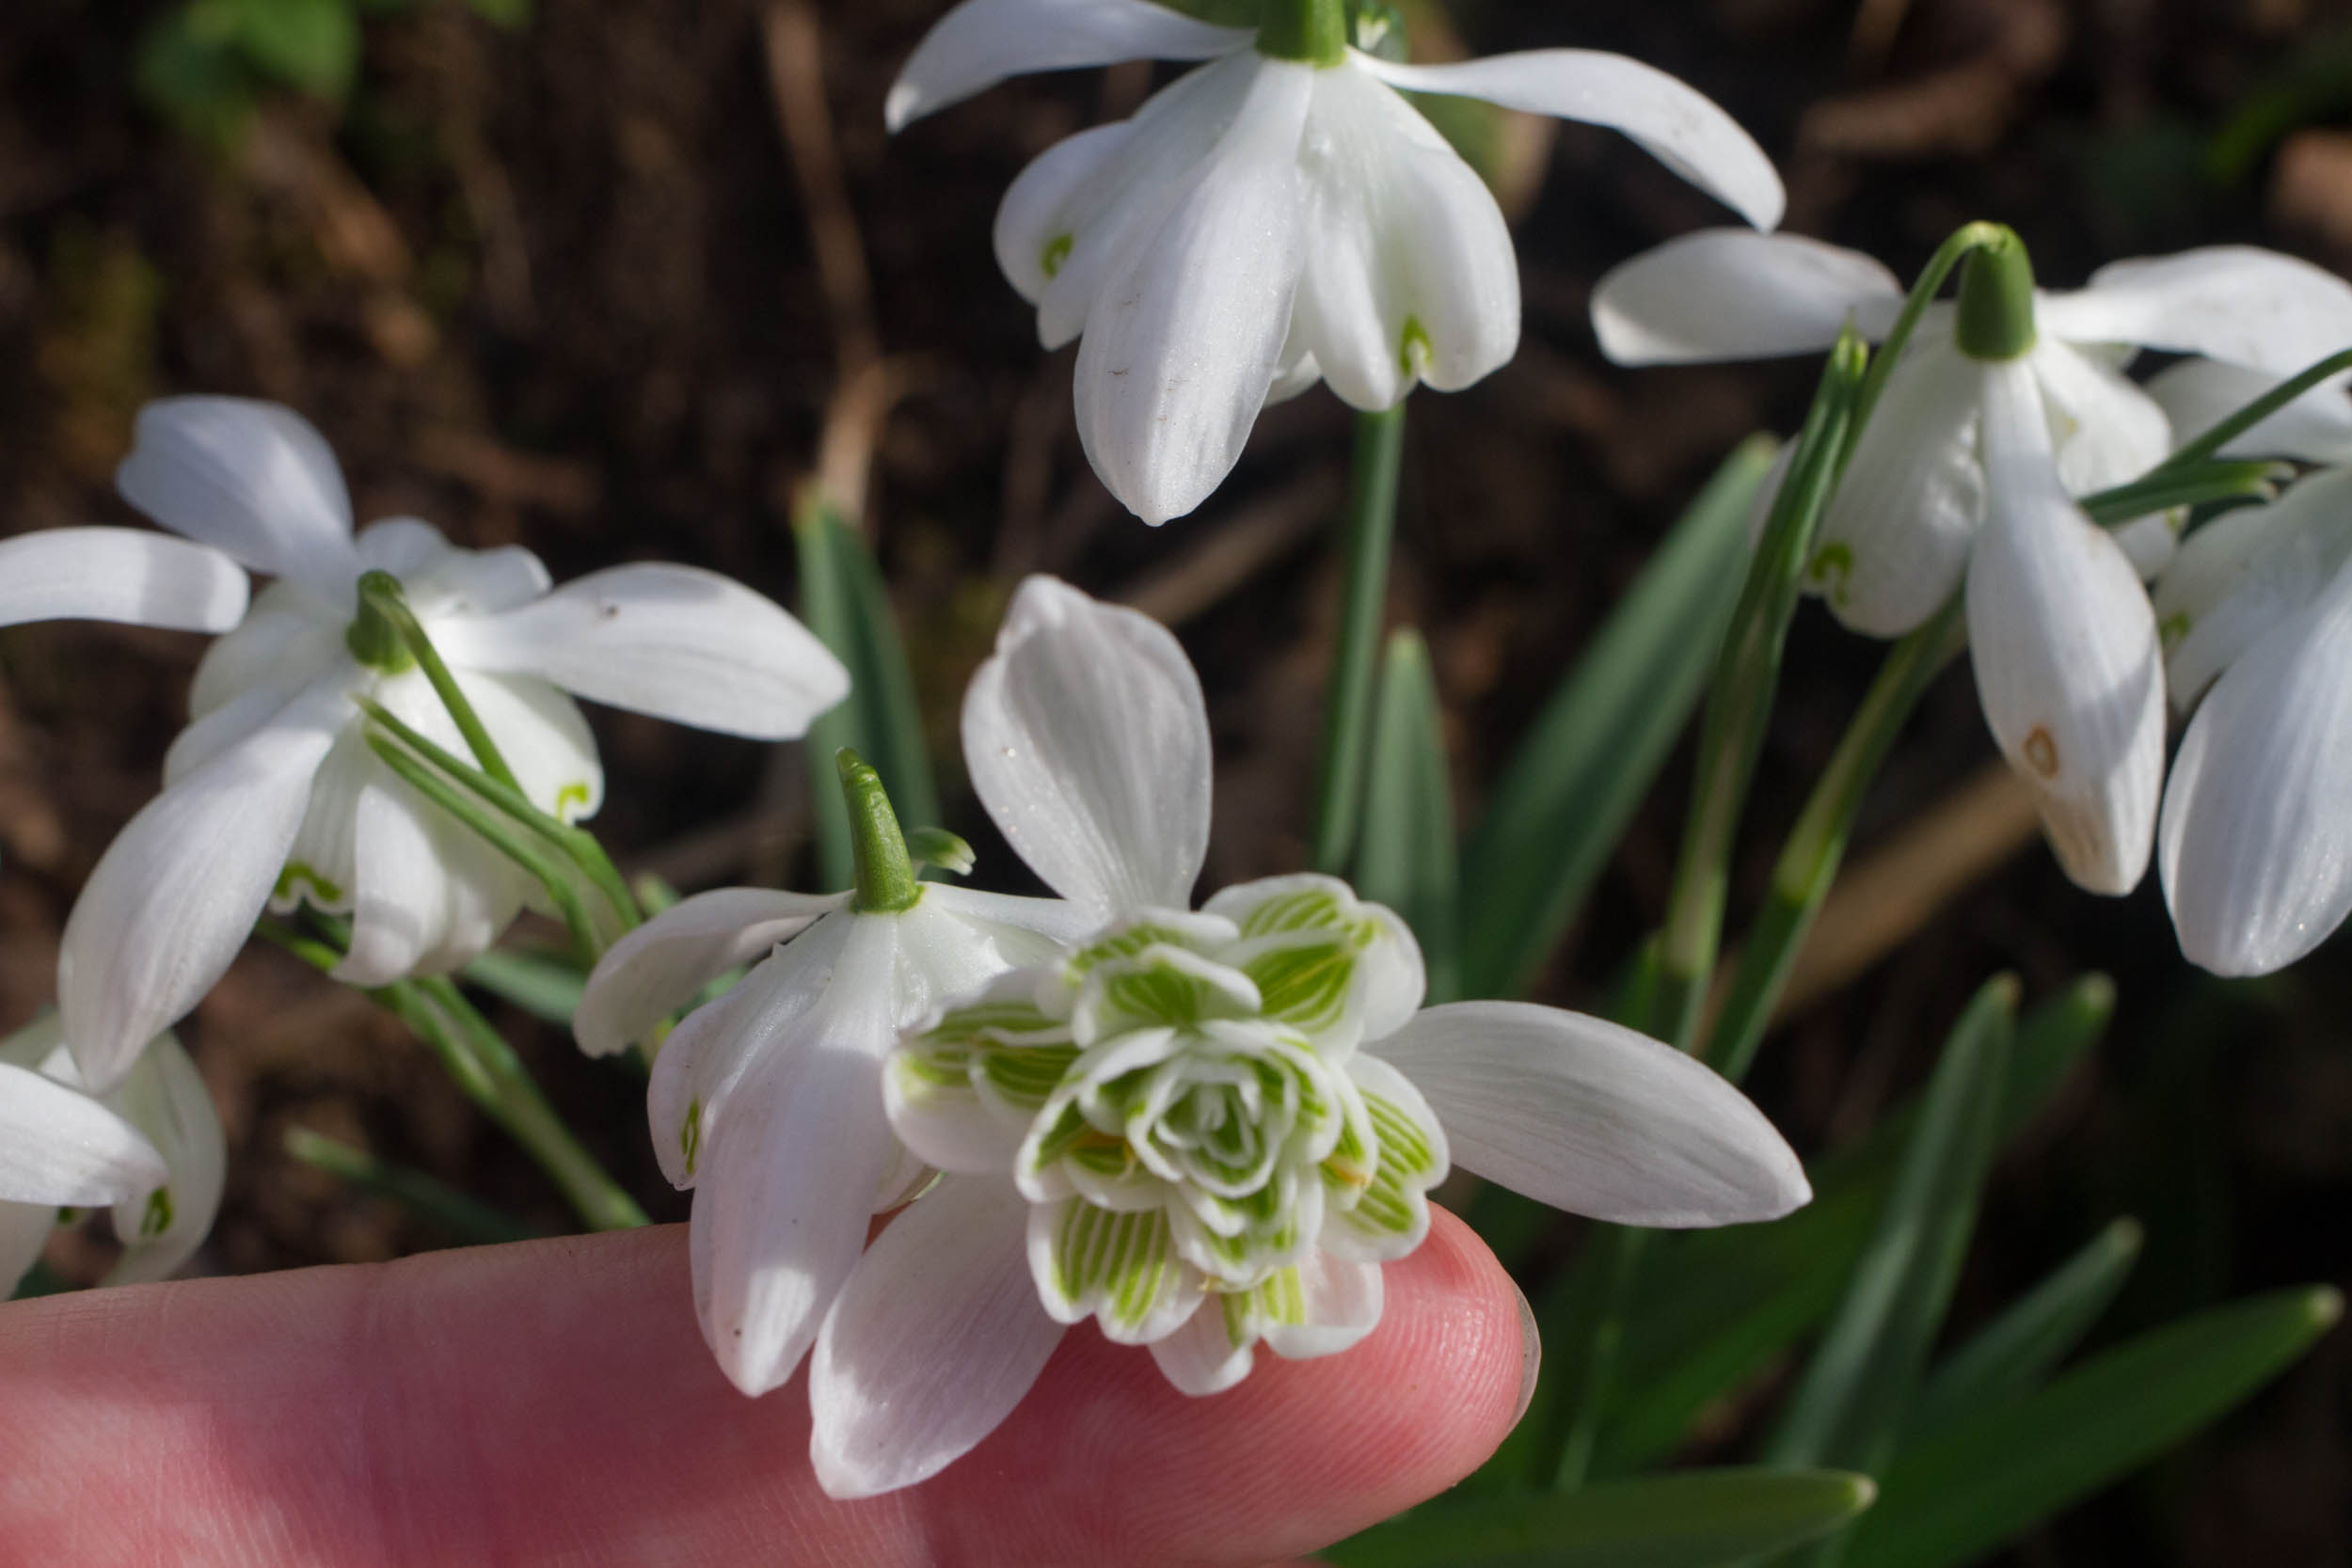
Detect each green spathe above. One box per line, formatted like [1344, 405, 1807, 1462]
[837, 749, 922, 913]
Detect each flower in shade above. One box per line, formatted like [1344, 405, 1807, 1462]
[572, 755, 1092, 1398]
[48, 396, 849, 1090]
[2152, 462, 2352, 975]
[890, 0, 1785, 524]
[1595, 232, 2352, 895]
[800, 577, 1810, 1498]
[0, 1013, 222, 1293]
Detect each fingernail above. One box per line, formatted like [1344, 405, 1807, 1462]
[1511, 1275, 1541, 1429]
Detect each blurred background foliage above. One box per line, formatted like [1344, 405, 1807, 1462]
[4, 0, 2352, 1560]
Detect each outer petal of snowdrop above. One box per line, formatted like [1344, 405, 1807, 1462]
[574, 888, 847, 1059]
[2155, 469, 2352, 715]
[0, 529, 247, 633]
[2036, 245, 2352, 373]
[1593, 230, 1904, 365]
[113, 396, 361, 596]
[0, 1061, 164, 1208]
[2145, 357, 2352, 463]
[884, 0, 1248, 131]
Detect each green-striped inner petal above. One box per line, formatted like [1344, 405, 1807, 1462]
[1051, 1202, 1185, 1336]
[1353, 1091, 1439, 1238]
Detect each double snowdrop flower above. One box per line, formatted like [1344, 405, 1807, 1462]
[800, 577, 1810, 1498]
[30, 396, 848, 1091]
[2150, 395, 2352, 975]
[890, 0, 1785, 524]
[1595, 230, 2352, 895]
[572, 755, 1090, 1397]
[0, 1014, 224, 1293]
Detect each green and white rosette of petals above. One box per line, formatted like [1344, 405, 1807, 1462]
[0, 1014, 224, 1293]
[41, 395, 850, 1092]
[803, 577, 1810, 1501]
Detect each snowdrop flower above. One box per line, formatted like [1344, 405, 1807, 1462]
[2153, 466, 2352, 974]
[0, 1013, 222, 1293]
[1597, 232, 2352, 894]
[890, 0, 1784, 524]
[573, 752, 1092, 1397]
[803, 577, 1809, 1497]
[0, 527, 248, 635]
[54, 396, 849, 1091]
[2145, 356, 2352, 466]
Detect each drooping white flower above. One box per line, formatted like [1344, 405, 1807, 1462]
[803, 577, 1810, 1498]
[0, 1013, 223, 1294]
[891, 0, 1785, 525]
[2153, 466, 2352, 975]
[573, 756, 1093, 1398]
[50, 396, 849, 1091]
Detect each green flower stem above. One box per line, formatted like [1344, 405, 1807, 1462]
[1256, 0, 1346, 65]
[2136, 345, 2352, 474]
[1311, 402, 1407, 875]
[1848, 222, 2010, 436]
[259, 919, 649, 1233]
[356, 571, 521, 793]
[839, 748, 920, 912]
[1704, 598, 1966, 1085]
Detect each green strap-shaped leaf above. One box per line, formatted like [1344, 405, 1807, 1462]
[794, 499, 941, 893]
[283, 1126, 542, 1247]
[1327, 1467, 1876, 1568]
[1903, 1215, 2143, 1443]
[1846, 1287, 2342, 1568]
[1762, 975, 2016, 1481]
[1353, 628, 1460, 1003]
[1459, 437, 1776, 1001]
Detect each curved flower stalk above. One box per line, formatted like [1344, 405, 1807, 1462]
[573, 756, 1093, 1397]
[2153, 466, 2352, 975]
[890, 0, 1785, 524]
[0, 1014, 222, 1293]
[803, 577, 1810, 1498]
[51, 396, 849, 1091]
[1594, 232, 2352, 894]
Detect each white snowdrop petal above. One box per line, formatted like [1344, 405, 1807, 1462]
[2039, 246, 2352, 373]
[1357, 49, 1785, 230]
[1967, 361, 2166, 895]
[1290, 65, 1518, 409]
[2027, 339, 2174, 499]
[184, 582, 350, 733]
[1259, 1247, 1385, 1362]
[327, 768, 527, 988]
[1368, 1001, 1810, 1226]
[60, 680, 350, 1091]
[2144, 358, 2352, 465]
[102, 1034, 227, 1286]
[962, 576, 1212, 919]
[0, 1061, 167, 1208]
[1151, 1294, 1259, 1396]
[2155, 470, 2352, 716]
[0, 529, 249, 634]
[574, 887, 844, 1059]
[358, 518, 551, 617]
[884, 0, 1248, 132]
[1809, 341, 1986, 637]
[918, 884, 1102, 968]
[809, 1176, 1065, 1499]
[2160, 562, 2352, 975]
[433, 564, 848, 741]
[995, 122, 1136, 307]
[114, 397, 361, 596]
[1592, 230, 1903, 365]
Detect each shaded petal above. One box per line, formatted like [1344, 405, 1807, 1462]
[1368, 1001, 1810, 1226]
[1967, 360, 2166, 895]
[114, 397, 360, 596]
[1357, 50, 1784, 230]
[885, 0, 1248, 131]
[962, 576, 1211, 920]
[809, 1176, 1064, 1497]
[184, 581, 349, 734]
[0, 529, 249, 633]
[358, 518, 550, 616]
[435, 564, 848, 741]
[1289, 65, 1518, 409]
[1073, 56, 1314, 524]
[995, 122, 1136, 308]
[60, 681, 349, 1090]
[2160, 561, 2352, 975]
[2039, 246, 2352, 372]
[2144, 357, 2352, 465]
[1150, 1246, 1385, 1395]
[0, 1061, 166, 1207]
[1592, 230, 1902, 365]
[2155, 468, 2352, 716]
[1259, 1247, 1384, 1362]
[1809, 341, 1985, 637]
[919, 884, 1101, 968]
[575, 887, 845, 1059]
[2027, 339, 2173, 498]
[103, 1034, 226, 1286]
[328, 767, 528, 988]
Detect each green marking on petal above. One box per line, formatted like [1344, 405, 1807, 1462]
[980, 1042, 1082, 1109]
[1351, 1091, 1439, 1239]
[680, 1098, 704, 1180]
[1051, 1201, 1184, 1337]
[1068, 922, 1218, 977]
[1221, 1265, 1309, 1348]
[553, 782, 592, 820]
[1808, 542, 1854, 603]
[1041, 233, 1073, 278]
[140, 1186, 174, 1239]
[1398, 314, 1432, 377]
[2159, 610, 2192, 650]
[1243, 934, 1359, 1037]
[274, 860, 344, 906]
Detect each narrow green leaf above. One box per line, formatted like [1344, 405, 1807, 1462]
[8, 1259, 72, 1301]
[1311, 404, 1406, 874]
[461, 946, 589, 1027]
[1328, 1468, 1876, 1568]
[1354, 628, 1459, 1003]
[1461, 438, 1776, 1000]
[1848, 1287, 2342, 1568]
[1905, 1216, 2143, 1442]
[1763, 975, 2016, 1478]
[795, 499, 939, 893]
[284, 1126, 543, 1246]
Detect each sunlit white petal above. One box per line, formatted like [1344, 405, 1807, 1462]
[114, 397, 360, 595]
[101, 1034, 227, 1286]
[1593, 231, 1902, 365]
[2145, 358, 2352, 464]
[575, 888, 846, 1059]
[2037, 246, 2352, 373]
[2155, 469, 2352, 716]
[885, 0, 1248, 132]
[0, 529, 249, 633]
[0, 1061, 167, 1208]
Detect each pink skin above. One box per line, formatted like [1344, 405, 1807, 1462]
[0, 1208, 1529, 1567]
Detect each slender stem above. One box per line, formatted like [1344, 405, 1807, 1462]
[1311, 403, 1406, 874]
[357, 571, 522, 792]
[2081, 460, 2285, 527]
[2140, 346, 2352, 474]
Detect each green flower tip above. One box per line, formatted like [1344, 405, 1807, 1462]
[1256, 0, 1347, 66]
[2307, 1286, 2345, 1332]
[1955, 227, 2037, 362]
[344, 570, 419, 673]
[836, 748, 922, 912]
